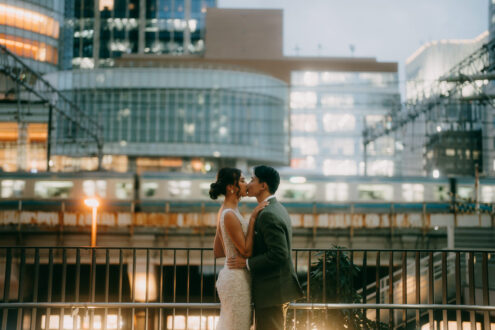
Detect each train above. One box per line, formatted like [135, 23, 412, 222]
[1, 171, 495, 205]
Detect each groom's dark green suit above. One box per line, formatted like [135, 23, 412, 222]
[248, 197, 303, 329]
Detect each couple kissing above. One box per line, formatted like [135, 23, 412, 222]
[210, 165, 303, 330]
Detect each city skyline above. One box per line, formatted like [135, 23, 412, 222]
[219, 0, 487, 98]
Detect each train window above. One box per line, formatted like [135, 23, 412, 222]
[402, 184, 424, 202]
[434, 185, 449, 201]
[458, 186, 474, 200]
[83, 180, 107, 197]
[1, 180, 25, 198]
[168, 180, 191, 198]
[279, 184, 316, 201]
[34, 181, 73, 198]
[358, 184, 393, 201]
[115, 182, 133, 199]
[325, 183, 348, 201]
[142, 182, 158, 197]
[481, 186, 495, 203]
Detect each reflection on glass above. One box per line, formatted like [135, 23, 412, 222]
[279, 184, 316, 201]
[323, 114, 355, 132]
[290, 91, 317, 109]
[402, 184, 424, 202]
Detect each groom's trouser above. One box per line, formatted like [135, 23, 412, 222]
[255, 303, 289, 330]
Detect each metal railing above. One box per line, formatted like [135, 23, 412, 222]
[0, 247, 494, 329]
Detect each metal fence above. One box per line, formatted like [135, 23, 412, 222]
[0, 247, 494, 329]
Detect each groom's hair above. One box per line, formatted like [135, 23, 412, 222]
[254, 165, 280, 194]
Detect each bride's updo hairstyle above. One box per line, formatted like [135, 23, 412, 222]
[209, 167, 241, 200]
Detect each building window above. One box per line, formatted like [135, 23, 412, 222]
[142, 182, 159, 197]
[279, 184, 316, 201]
[323, 159, 357, 176]
[321, 95, 354, 108]
[367, 160, 394, 176]
[323, 114, 355, 132]
[291, 137, 319, 156]
[0, 4, 60, 39]
[290, 91, 317, 109]
[291, 114, 317, 132]
[168, 180, 191, 198]
[0, 34, 58, 64]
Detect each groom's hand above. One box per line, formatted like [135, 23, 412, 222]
[227, 256, 246, 269]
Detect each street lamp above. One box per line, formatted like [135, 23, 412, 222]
[84, 198, 100, 247]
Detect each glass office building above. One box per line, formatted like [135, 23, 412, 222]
[70, 0, 216, 69]
[289, 70, 400, 176]
[48, 66, 289, 171]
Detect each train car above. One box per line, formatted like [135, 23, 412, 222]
[2, 171, 495, 205]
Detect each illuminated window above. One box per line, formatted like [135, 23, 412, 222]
[290, 91, 317, 109]
[323, 159, 357, 176]
[291, 114, 317, 132]
[0, 34, 58, 64]
[0, 4, 60, 39]
[320, 72, 353, 84]
[1, 180, 25, 198]
[321, 95, 354, 107]
[445, 149, 455, 156]
[115, 181, 133, 199]
[367, 160, 394, 176]
[279, 184, 316, 201]
[326, 138, 354, 156]
[301, 71, 319, 86]
[142, 182, 158, 197]
[83, 180, 107, 197]
[325, 183, 349, 201]
[402, 184, 424, 202]
[358, 184, 393, 201]
[434, 185, 449, 201]
[290, 156, 316, 170]
[323, 114, 355, 132]
[458, 186, 474, 200]
[167, 315, 219, 330]
[168, 180, 191, 197]
[291, 137, 318, 156]
[481, 186, 495, 203]
[199, 182, 212, 198]
[35, 181, 73, 198]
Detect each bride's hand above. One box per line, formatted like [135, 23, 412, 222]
[251, 201, 269, 219]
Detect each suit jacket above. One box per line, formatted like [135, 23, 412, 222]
[248, 198, 303, 308]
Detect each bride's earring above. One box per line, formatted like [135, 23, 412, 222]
[230, 189, 234, 194]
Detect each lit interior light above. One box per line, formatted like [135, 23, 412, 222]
[0, 4, 60, 39]
[432, 169, 440, 178]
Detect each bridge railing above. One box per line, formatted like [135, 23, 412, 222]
[0, 247, 494, 329]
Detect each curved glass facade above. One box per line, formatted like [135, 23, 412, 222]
[49, 67, 289, 164]
[0, 0, 63, 72]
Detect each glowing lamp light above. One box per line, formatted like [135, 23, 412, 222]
[84, 198, 99, 208]
[432, 169, 440, 179]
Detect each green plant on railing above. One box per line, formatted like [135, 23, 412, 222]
[300, 246, 389, 330]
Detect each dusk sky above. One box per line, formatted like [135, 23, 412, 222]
[219, 0, 487, 97]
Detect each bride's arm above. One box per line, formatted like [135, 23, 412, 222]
[224, 202, 268, 258]
[214, 227, 225, 258]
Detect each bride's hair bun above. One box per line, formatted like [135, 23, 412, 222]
[209, 167, 242, 200]
[209, 182, 221, 200]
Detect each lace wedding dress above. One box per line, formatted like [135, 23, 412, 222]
[216, 208, 252, 330]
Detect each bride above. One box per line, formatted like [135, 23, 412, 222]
[210, 168, 267, 329]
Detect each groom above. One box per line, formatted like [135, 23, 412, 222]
[227, 165, 303, 330]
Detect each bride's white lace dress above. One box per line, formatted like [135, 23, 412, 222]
[216, 208, 252, 330]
